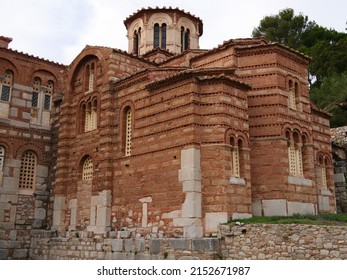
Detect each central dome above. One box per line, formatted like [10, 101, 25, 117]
[124, 7, 203, 56]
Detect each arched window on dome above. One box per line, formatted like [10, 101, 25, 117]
[133, 28, 141, 55]
[181, 27, 190, 52]
[153, 23, 167, 49]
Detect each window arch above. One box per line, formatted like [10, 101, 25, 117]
[82, 99, 98, 132]
[31, 77, 41, 108]
[133, 27, 141, 55]
[181, 27, 190, 52]
[318, 155, 330, 189]
[124, 107, 132, 156]
[82, 156, 93, 180]
[43, 80, 53, 110]
[0, 146, 5, 171]
[288, 79, 296, 109]
[0, 70, 13, 102]
[230, 136, 241, 178]
[19, 151, 37, 191]
[286, 130, 303, 177]
[153, 23, 167, 49]
[85, 62, 95, 92]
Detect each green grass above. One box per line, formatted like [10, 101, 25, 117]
[231, 214, 347, 226]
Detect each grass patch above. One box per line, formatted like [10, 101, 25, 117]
[231, 213, 347, 226]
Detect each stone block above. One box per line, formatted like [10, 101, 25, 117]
[0, 240, 8, 248]
[205, 212, 228, 233]
[0, 194, 18, 204]
[150, 239, 161, 254]
[9, 230, 16, 240]
[288, 176, 312, 186]
[232, 213, 252, 220]
[2, 177, 19, 189]
[318, 196, 330, 212]
[181, 147, 201, 168]
[169, 239, 190, 250]
[287, 201, 315, 216]
[9, 108, 18, 117]
[9, 119, 29, 128]
[36, 165, 48, 178]
[135, 239, 145, 252]
[182, 180, 201, 192]
[178, 168, 201, 182]
[0, 249, 8, 260]
[111, 239, 123, 252]
[182, 192, 201, 218]
[262, 199, 287, 216]
[53, 196, 66, 211]
[124, 239, 133, 252]
[334, 173, 345, 183]
[34, 208, 46, 220]
[11, 98, 26, 107]
[192, 239, 219, 252]
[161, 210, 181, 219]
[13, 249, 28, 260]
[230, 177, 246, 185]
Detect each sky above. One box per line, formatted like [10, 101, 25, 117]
[1, 0, 346, 65]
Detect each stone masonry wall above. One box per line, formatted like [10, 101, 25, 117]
[26, 223, 347, 260]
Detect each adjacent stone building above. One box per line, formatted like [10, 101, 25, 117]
[0, 7, 336, 258]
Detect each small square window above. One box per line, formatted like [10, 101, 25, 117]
[32, 92, 39, 107]
[44, 95, 51, 110]
[1, 85, 10, 102]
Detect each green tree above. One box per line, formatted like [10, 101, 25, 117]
[252, 8, 314, 49]
[253, 8, 347, 86]
[253, 8, 347, 126]
[309, 72, 347, 127]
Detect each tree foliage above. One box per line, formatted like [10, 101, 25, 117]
[253, 8, 347, 126]
[310, 72, 347, 127]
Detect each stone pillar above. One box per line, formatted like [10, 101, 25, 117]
[52, 196, 66, 231]
[68, 198, 77, 231]
[139, 197, 152, 227]
[87, 190, 111, 234]
[174, 147, 203, 238]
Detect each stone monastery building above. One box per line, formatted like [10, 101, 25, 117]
[0, 7, 336, 242]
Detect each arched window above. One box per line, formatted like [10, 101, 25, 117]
[0, 146, 5, 171]
[90, 100, 97, 130]
[84, 102, 91, 132]
[161, 23, 167, 49]
[82, 156, 93, 180]
[230, 137, 240, 178]
[287, 131, 303, 177]
[153, 23, 160, 48]
[43, 80, 53, 110]
[32, 77, 41, 108]
[83, 100, 97, 132]
[19, 151, 37, 191]
[319, 156, 328, 189]
[288, 79, 296, 110]
[88, 63, 95, 92]
[0, 70, 13, 102]
[181, 27, 190, 52]
[153, 23, 167, 49]
[125, 107, 132, 156]
[133, 29, 140, 55]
